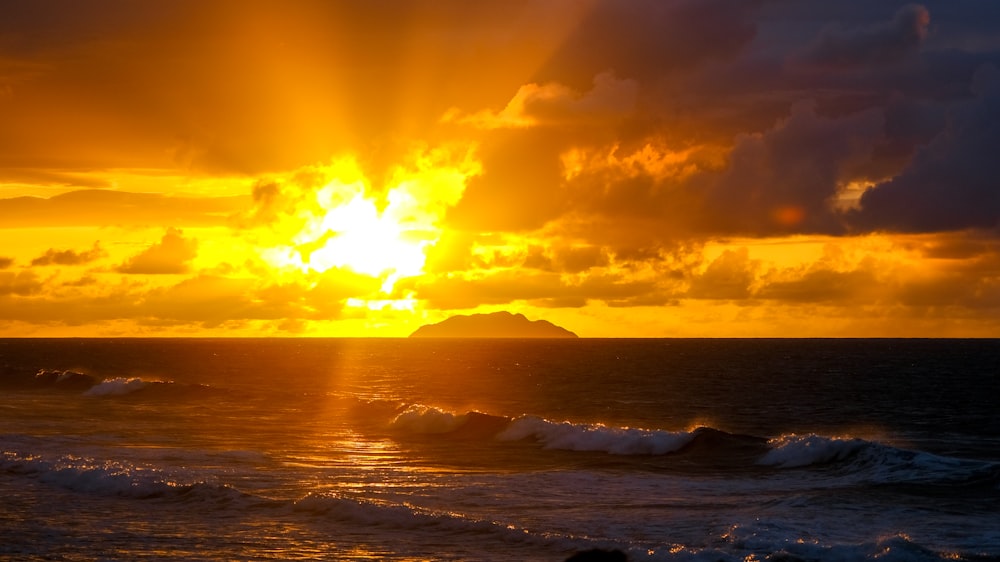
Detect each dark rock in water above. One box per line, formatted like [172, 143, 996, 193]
[409, 311, 578, 338]
[565, 549, 628, 562]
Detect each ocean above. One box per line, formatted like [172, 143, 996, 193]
[1, 338, 998, 561]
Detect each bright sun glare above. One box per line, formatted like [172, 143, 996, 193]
[304, 190, 427, 288]
[259, 151, 478, 295]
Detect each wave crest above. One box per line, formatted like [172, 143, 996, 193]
[385, 403, 1000, 485]
[758, 433, 869, 468]
[26, 369, 222, 400]
[757, 433, 1000, 489]
[83, 377, 154, 397]
[32, 369, 98, 389]
[1, 451, 246, 503]
[389, 404, 471, 434]
[498, 416, 697, 456]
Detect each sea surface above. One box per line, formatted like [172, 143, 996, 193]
[1, 338, 999, 561]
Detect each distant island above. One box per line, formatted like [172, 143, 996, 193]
[409, 311, 578, 338]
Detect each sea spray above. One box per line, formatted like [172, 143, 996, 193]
[83, 377, 153, 397]
[498, 416, 696, 455]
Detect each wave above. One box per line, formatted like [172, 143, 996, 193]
[385, 404, 1000, 489]
[0, 446, 624, 556]
[388, 404, 771, 458]
[388, 404, 511, 439]
[758, 433, 870, 468]
[3, 442, 993, 561]
[389, 405, 729, 456]
[83, 376, 155, 396]
[291, 491, 629, 555]
[0, 450, 250, 504]
[714, 524, 991, 562]
[31, 368, 99, 390]
[758, 433, 1000, 490]
[390, 404, 471, 434]
[25, 368, 222, 399]
[497, 415, 699, 456]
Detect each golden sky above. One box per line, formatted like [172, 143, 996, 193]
[1, 0, 999, 337]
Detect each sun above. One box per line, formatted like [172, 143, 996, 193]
[262, 180, 430, 292]
[301, 189, 429, 291]
[258, 150, 479, 294]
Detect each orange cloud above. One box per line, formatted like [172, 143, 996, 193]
[0, 271, 42, 296]
[31, 242, 105, 266]
[1, 1, 999, 337]
[0, 190, 247, 228]
[118, 228, 198, 275]
[445, 72, 638, 129]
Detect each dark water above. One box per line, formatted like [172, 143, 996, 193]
[1, 338, 999, 561]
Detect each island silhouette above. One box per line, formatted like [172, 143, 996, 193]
[409, 311, 578, 338]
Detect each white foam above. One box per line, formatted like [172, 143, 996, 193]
[83, 377, 152, 397]
[757, 433, 868, 468]
[498, 416, 696, 455]
[389, 404, 468, 434]
[2, 450, 245, 503]
[56, 371, 84, 382]
[756, 433, 1000, 488]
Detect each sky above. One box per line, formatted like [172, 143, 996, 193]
[1, 0, 999, 337]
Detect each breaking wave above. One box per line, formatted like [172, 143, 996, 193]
[389, 404, 471, 434]
[3, 434, 995, 562]
[497, 415, 698, 455]
[27, 369, 220, 399]
[384, 404, 1000, 488]
[758, 433, 870, 468]
[0, 450, 249, 504]
[83, 377, 154, 396]
[758, 433, 1000, 487]
[31, 369, 98, 389]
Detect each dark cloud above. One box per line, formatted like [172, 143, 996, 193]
[795, 4, 930, 69]
[31, 242, 105, 266]
[851, 64, 1000, 232]
[4, 0, 1000, 248]
[702, 102, 883, 235]
[117, 228, 198, 275]
[542, 101, 883, 241]
[443, 1, 1000, 244]
[536, 0, 763, 87]
[856, 94, 948, 181]
[0, 256, 13, 269]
